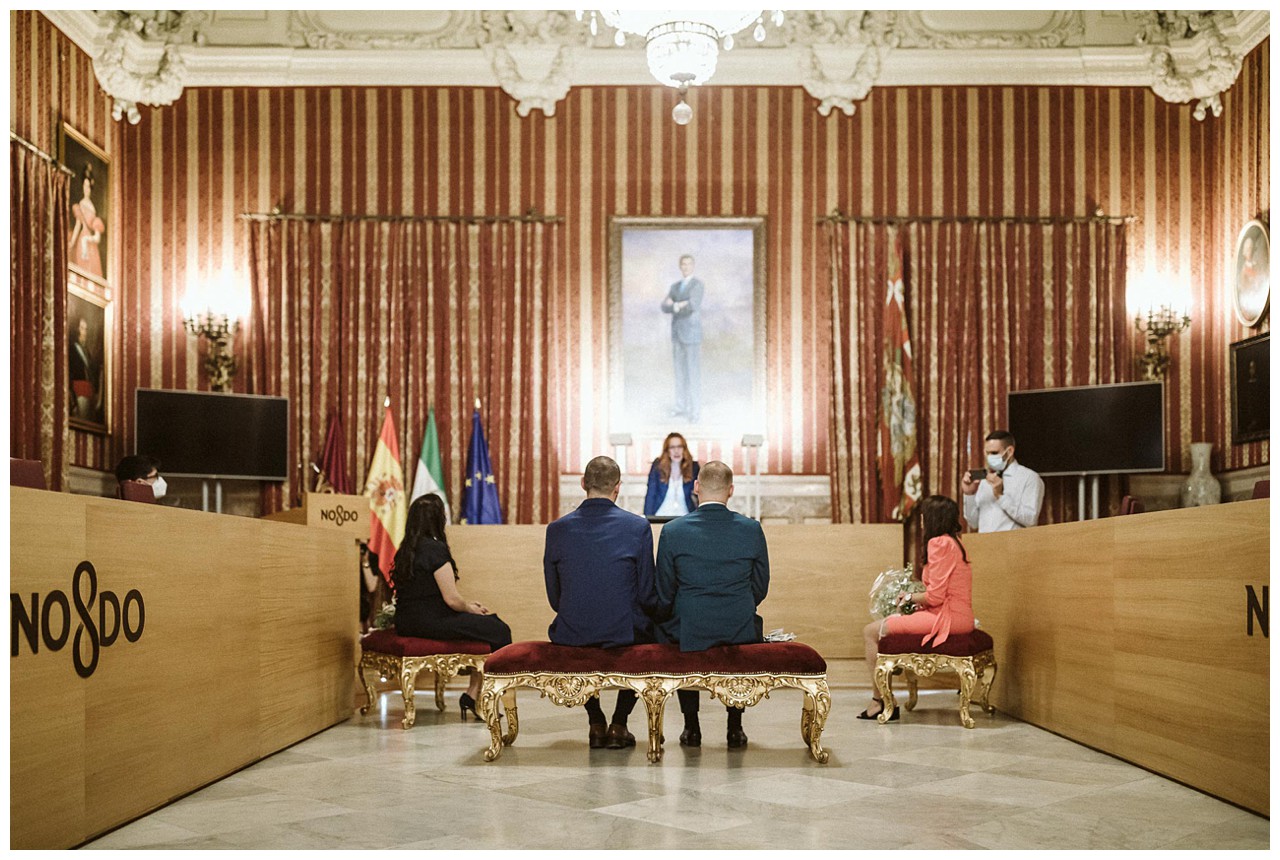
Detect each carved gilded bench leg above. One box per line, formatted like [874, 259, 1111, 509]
[481, 678, 509, 761]
[955, 657, 977, 729]
[975, 651, 997, 714]
[906, 673, 919, 712]
[433, 667, 448, 712]
[799, 679, 831, 764]
[873, 657, 897, 724]
[640, 678, 675, 763]
[398, 659, 422, 729]
[501, 688, 519, 745]
[357, 655, 379, 716]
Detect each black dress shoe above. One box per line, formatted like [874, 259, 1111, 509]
[679, 727, 702, 747]
[605, 724, 636, 749]
[459, 693, 479, 722]
[855, 705, 900, 722]
[726, 728, 749, 749]
[589, 723, 608, 749]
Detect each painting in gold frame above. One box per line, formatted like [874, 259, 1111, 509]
[68, 276, 112, 434]
[62, 123, 110, 286]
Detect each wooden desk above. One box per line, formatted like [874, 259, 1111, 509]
[10, 489, 357, 849]
[968, 500, 1269, 816]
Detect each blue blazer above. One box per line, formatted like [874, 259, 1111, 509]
[654, 503, 770, 652]
[544, 497, 658, 648]
[643, 460, 700, 517]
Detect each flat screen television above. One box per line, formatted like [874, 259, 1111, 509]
[134, 389, 289, 480]
[1007, 381, 1164, 476]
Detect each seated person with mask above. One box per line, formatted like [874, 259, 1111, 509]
[115, 454, 167, 503]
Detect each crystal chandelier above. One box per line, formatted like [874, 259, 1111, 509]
[578, 10, 785, 124]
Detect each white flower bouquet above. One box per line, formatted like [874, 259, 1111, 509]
[868, 564, 926, 619]
[372, 595, 397, 630]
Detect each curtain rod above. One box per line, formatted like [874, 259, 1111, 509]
[240, 210, 563, 225]
[817, 211, 1137, 226]
[9, 132, 75, 175]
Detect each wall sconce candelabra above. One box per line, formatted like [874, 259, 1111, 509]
[1134, 304, 1191, 380]
[183, 310, 239, 392]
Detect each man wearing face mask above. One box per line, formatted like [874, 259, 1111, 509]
[960, 430, 1043, 532]
[115, 454, 168, 502]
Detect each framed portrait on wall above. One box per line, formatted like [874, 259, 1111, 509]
[608, 216, 766, 438]
[68, 277, 112, 434]
[1232, 218, 1269, 328]
[1230, 332, 1268, 445]
[62, 123, 110, 286]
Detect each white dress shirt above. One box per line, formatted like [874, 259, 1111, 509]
[654, 471, 689, 517]
[963, 460, 1045, 533]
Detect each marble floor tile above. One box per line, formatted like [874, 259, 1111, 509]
[74, 688, 1268, 850]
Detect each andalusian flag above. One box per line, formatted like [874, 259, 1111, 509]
[878, 235, 922, 522]
[411, 407, 451, 522]
[461, 405, 503, 525]
[365, 399, 407, 583]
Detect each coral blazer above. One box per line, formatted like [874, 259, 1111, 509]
[885, 535, 974, 647]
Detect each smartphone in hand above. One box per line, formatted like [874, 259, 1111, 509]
[968, 469, 986, 482]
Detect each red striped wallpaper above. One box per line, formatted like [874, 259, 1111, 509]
[10, 11, 1269, 487]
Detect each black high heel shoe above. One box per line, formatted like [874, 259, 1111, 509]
[856, 699, 900, 721]
[459, 693, 479, 722]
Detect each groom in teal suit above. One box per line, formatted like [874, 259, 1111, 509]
[655, 461, 770, 749]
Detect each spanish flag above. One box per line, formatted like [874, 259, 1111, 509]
[365, 399, 407, 584]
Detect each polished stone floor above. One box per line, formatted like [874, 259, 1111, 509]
[84, 687, 1267, 850]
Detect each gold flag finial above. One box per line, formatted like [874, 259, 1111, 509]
[475, 398, 481, 410]
[384, 395, 390, 408]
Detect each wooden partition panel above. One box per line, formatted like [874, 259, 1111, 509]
[448, 522, 903, 659]
[10, 489, 357, 849]
[968, 500, 1269, 815]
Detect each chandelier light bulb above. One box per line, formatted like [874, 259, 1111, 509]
[614, 29, 625, 47]
[724, 34, 734, 50]
[672, 98, 693, 125]
[754, 21, 766, 42]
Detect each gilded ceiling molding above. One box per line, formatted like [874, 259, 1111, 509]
[1135, 11, 1243, 120]
[785, 12, 898, 117]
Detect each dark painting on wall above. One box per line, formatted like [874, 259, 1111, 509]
[68, 279, 111, 434]
[1230, 332, 1268, 445]
[62, 123, 110, 286]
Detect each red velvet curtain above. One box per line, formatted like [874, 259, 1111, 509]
[828, 219, 1131, 524]
[10, 142, 71, 490]
[246, 218, 559, 523]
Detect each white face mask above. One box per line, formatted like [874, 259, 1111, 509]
[151, 476, 168, 499]
[986, 452, 1007, 473]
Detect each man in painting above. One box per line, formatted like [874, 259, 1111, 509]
[661, 253, 704, 423]
[69, 315, 97, 421]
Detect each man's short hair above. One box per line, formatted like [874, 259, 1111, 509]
[115, 455, 159, 483]
[582, 456, 621, 494]
[697, 460, 733, 493]
[679, 254, 695, 264]
[985, 430, 1016, 447]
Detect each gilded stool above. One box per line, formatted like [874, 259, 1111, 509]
[874, 629, 997, 728]
[478, 641, 831, 764]
[357, 628, 491, 729]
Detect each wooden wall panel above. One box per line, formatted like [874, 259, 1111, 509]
[446, 522, 902, 659]
[9, 489, 357, 849]
[968, 500, 1269, 815]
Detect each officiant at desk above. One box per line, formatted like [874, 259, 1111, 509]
[644, 432, 700, 518]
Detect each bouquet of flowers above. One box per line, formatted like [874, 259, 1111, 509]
[372, 596, 397, 630]
[868, 564, 926, 619]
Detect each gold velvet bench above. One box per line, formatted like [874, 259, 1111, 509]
[477, 641, 831, 763]
[357, 628, 491, 729]
[873, 629, 997, 728]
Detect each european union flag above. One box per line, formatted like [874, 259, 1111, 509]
[461, 408, 503, 524]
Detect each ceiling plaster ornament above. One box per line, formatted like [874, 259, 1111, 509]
[1135, 11, 1242, 120]
[480, 12, 587, 117]
[891, 11, 1084, 49]
[784, 12, 899, 117]
[93, 12, 201, 124]
[289, 11, 485, 50]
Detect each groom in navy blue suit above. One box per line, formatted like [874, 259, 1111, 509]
[544, 455, 659, 749]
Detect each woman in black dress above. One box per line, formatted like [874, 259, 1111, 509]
[392, 494, 512, 719]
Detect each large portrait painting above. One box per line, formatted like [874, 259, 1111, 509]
[609, 217, 766, 437]
[1230, 332, 1268, 445]
[1232, 218, 1269, 328]
[68, 278, 111, 434]
[62, 123, 110, 286]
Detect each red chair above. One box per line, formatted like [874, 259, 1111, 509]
[119, 482, 159, 504]
[1119, 495, 1145, 515]
[1251, 480, 1270, 500]
[10, 458, 47, 490]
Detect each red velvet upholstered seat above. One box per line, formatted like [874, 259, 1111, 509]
[360, 628, 491, 657]
[484, 641, 826, 676]
[877, 628, 994, 658]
